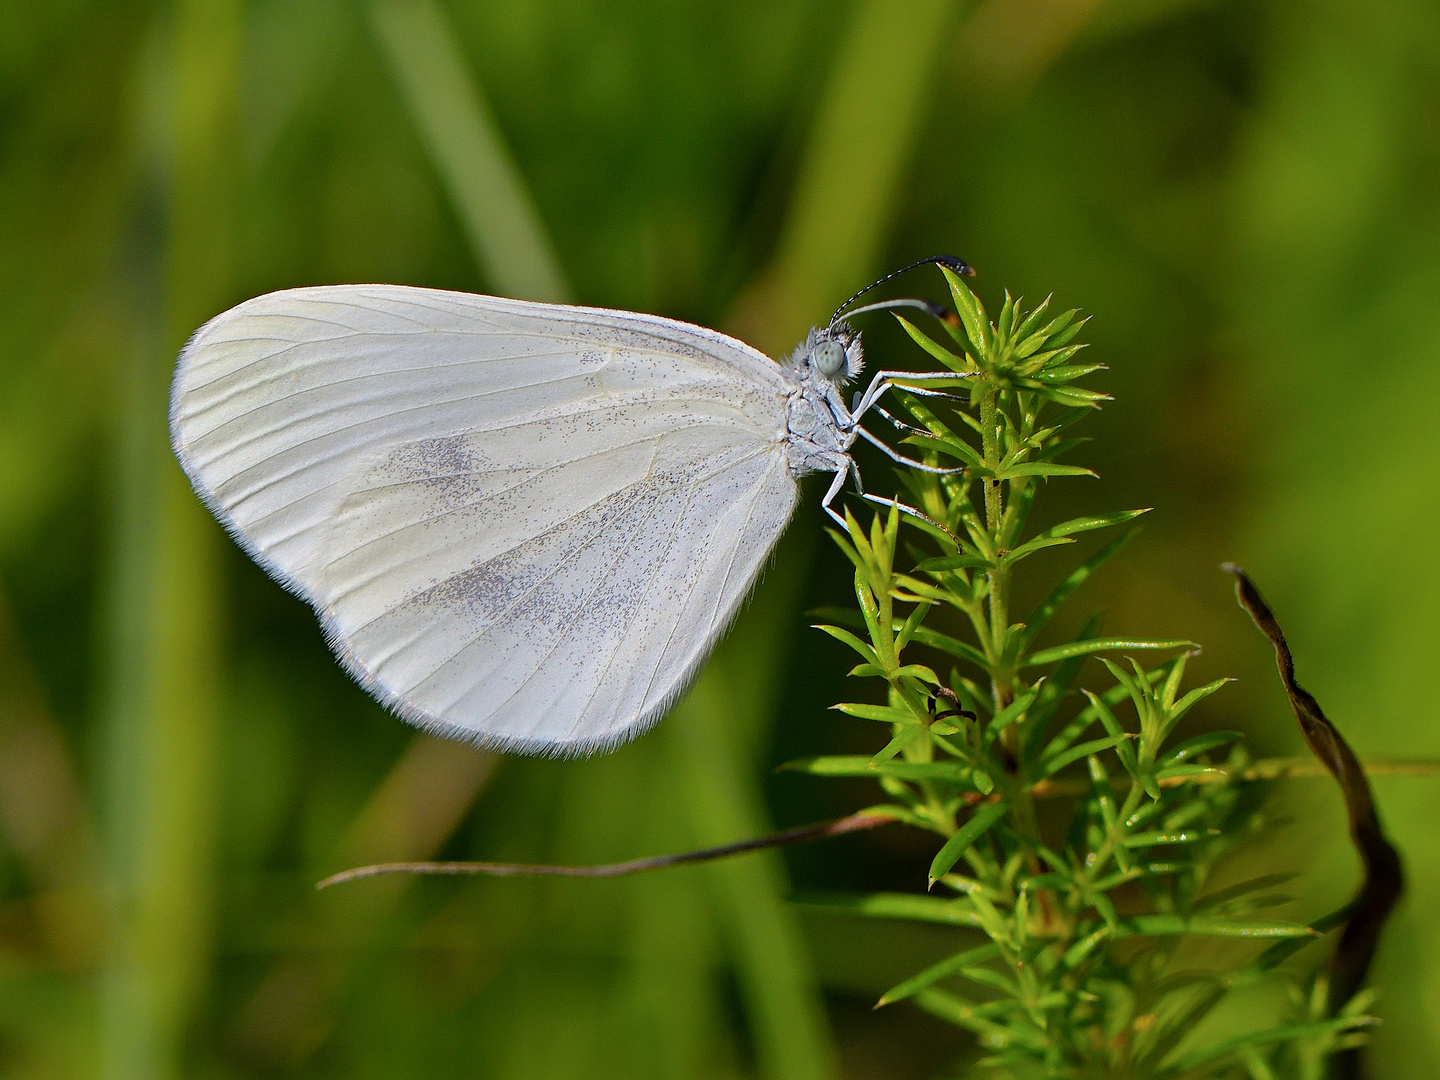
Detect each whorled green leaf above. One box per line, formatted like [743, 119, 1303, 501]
[1030, 508, 1149, 542]
[870, 727, 924, 767]
[914, 989, 1048, 1050]
[1083, 689, 1142, 782]
[993, 462, 1097, 481]
[908, 626, 990, 670]
[984, 684, 1043, 745]
[997, 534, 1075, 565]
[1194, 873, 1300, 913]
[795, 891, 982, 928]
[942, 265, 990, 353]
[813, 624, 880, 665]
[893, 602, 933, 653]
[1024, 638, 1192, 668]
[830, 701, 915, 724]
[895, 315, 969, 372]
[1010, 295, 1054, 350]
[1038, 734, 1133, 779]
[1032, 385, 1111, 409]
[1014, 308, 1077, 358]
[777, 756, 976, 784]
[1043, 314, 1089, 350]
[1164, 678, 1235, 737]
[913, 552, 993, 573]
[1161, 730, 1243, 767]
[1122, 829, 1216, 847]
[928, 800, 1009, 884]
[1016, 344, 1087, 376]
[1119, 914, 1317, 940]
[1020, 529, 1138, 651]
[876, 943, 1003, 1006]
[996, 291, 1017, 342]
[1029, 362, 1106, 382]
[1159, 1016, 1377, 1077]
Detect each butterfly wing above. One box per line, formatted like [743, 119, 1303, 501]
[172, 284, 798, 753]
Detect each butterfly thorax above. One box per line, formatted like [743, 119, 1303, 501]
[782, 325, 863, 478]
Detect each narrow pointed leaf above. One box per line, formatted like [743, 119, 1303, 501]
[1025, 638, 1192, 667]
[893, 601, 933, 653]
[1161, 1017, 1376, 1075]
[929, 801, 1009, 884]
[914, 553, 993, 573]
[909, 626, 990, 670]
[1039, 735, 1133, 779]
[1161, 730, 1243, 767]
[999, 535, 1075, 565]
[1084, 690, 1139, 777]
[1020, 530, 1136, 650]
[1120, 914, 1317, 939]
[896, 315, 967, 372]
[814, 624, 880, 665]
[1195, 873, 1300, 913]
[1012, 294, 1053, 347]
[877, 943, 1004, 1006]
[871, 727, 923, 766]
[777, 756, 974, 783]
[831, 702, 915, 724]
[796, 891, 982, 927]
[995, 462, 1097, 480]
[942, 265, 989, 351]
[984, 684, 1042, 744]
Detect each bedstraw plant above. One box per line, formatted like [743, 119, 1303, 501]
[794, 266, 1381, 1079]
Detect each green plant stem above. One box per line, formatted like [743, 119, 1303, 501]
[978, 386, 1014, 707]
[368, 0, 570, 303]
[975, 385, 1055, 927]
[100, 4, 238, 1078]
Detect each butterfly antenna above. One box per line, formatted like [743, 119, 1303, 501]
[829, 254, 975, 328]
[842, 298, 950, 322]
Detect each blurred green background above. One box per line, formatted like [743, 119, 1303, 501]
[1, 0, 1437, 1076]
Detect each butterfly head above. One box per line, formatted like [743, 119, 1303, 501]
[786, 324, 863, 385]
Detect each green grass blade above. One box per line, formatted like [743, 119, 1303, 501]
[99, 5, 238, 1077]
[368, 0, 570, 302]
[756, 0, 962, 343]
[671, 670, 840, 1080]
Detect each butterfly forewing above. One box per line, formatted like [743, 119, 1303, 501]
[172, 285, 798, 753]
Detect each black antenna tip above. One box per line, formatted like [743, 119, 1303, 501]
[935, 255, 976, 278]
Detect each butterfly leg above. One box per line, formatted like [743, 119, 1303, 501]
[861, 493, 961, 545]
[818, 453, 863, 527]
[820, 454, 960, 545]
[855, 425, 964, 475]
[851, 369, 976, 425]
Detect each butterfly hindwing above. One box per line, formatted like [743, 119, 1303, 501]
[320, 409, 796, 752]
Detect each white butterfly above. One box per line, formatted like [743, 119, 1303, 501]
[170, 261, 972, 755]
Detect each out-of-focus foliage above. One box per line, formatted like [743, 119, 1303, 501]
[0, 1, 1436, 1078]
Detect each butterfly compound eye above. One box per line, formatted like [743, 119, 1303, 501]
[813, 340, 847, 378]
